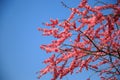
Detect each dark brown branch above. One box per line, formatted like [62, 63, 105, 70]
[79, 30, 101, 51]
[108, 53, 120, 74]
[61, 43, 120, 59]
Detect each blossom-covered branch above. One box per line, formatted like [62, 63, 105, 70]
[38, 0, 120, 80]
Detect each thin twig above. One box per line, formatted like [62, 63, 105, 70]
[61, 1, 70, 8]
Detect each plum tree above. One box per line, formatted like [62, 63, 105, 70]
[38, 0, 120, 80]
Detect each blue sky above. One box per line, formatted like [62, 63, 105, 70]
[0, 0, 116, 80]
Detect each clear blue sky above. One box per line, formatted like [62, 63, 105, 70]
[0, 0, 116, 80]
